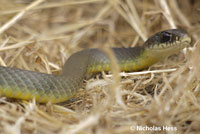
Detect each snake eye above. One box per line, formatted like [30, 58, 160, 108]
[160, 32, 171, 43]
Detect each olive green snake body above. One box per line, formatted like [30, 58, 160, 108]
[0, 29, 191, 103]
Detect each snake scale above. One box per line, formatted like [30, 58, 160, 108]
[0, 29, 191, 103]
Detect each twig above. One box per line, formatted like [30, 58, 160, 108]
[0, 0, 45, 35]
[106, 68, 177, 77]
[159, 0, 176, 28]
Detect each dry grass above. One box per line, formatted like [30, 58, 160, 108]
[0, 0, 200, 134]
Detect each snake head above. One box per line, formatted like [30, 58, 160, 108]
[144, 29, 191, 53]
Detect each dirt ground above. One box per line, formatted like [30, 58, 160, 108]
[0, 0, 200, 134]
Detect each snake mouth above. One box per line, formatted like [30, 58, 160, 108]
[149, 36, 191, 51]
[144, 29, 191, 51]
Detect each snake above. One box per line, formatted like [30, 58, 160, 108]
[0, 29, 191, 103]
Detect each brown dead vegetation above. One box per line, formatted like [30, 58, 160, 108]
[0, 0, 200, 134]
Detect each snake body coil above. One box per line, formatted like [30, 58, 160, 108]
[0, 29, 191, 103]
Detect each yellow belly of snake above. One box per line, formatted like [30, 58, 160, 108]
[0, 29, 191, 103]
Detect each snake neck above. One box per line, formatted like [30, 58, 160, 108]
[85, 47, 162, 73]
[115, 48, 162, 72]
[61, 47, 172, 79]
[135, 49, 164, 70]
